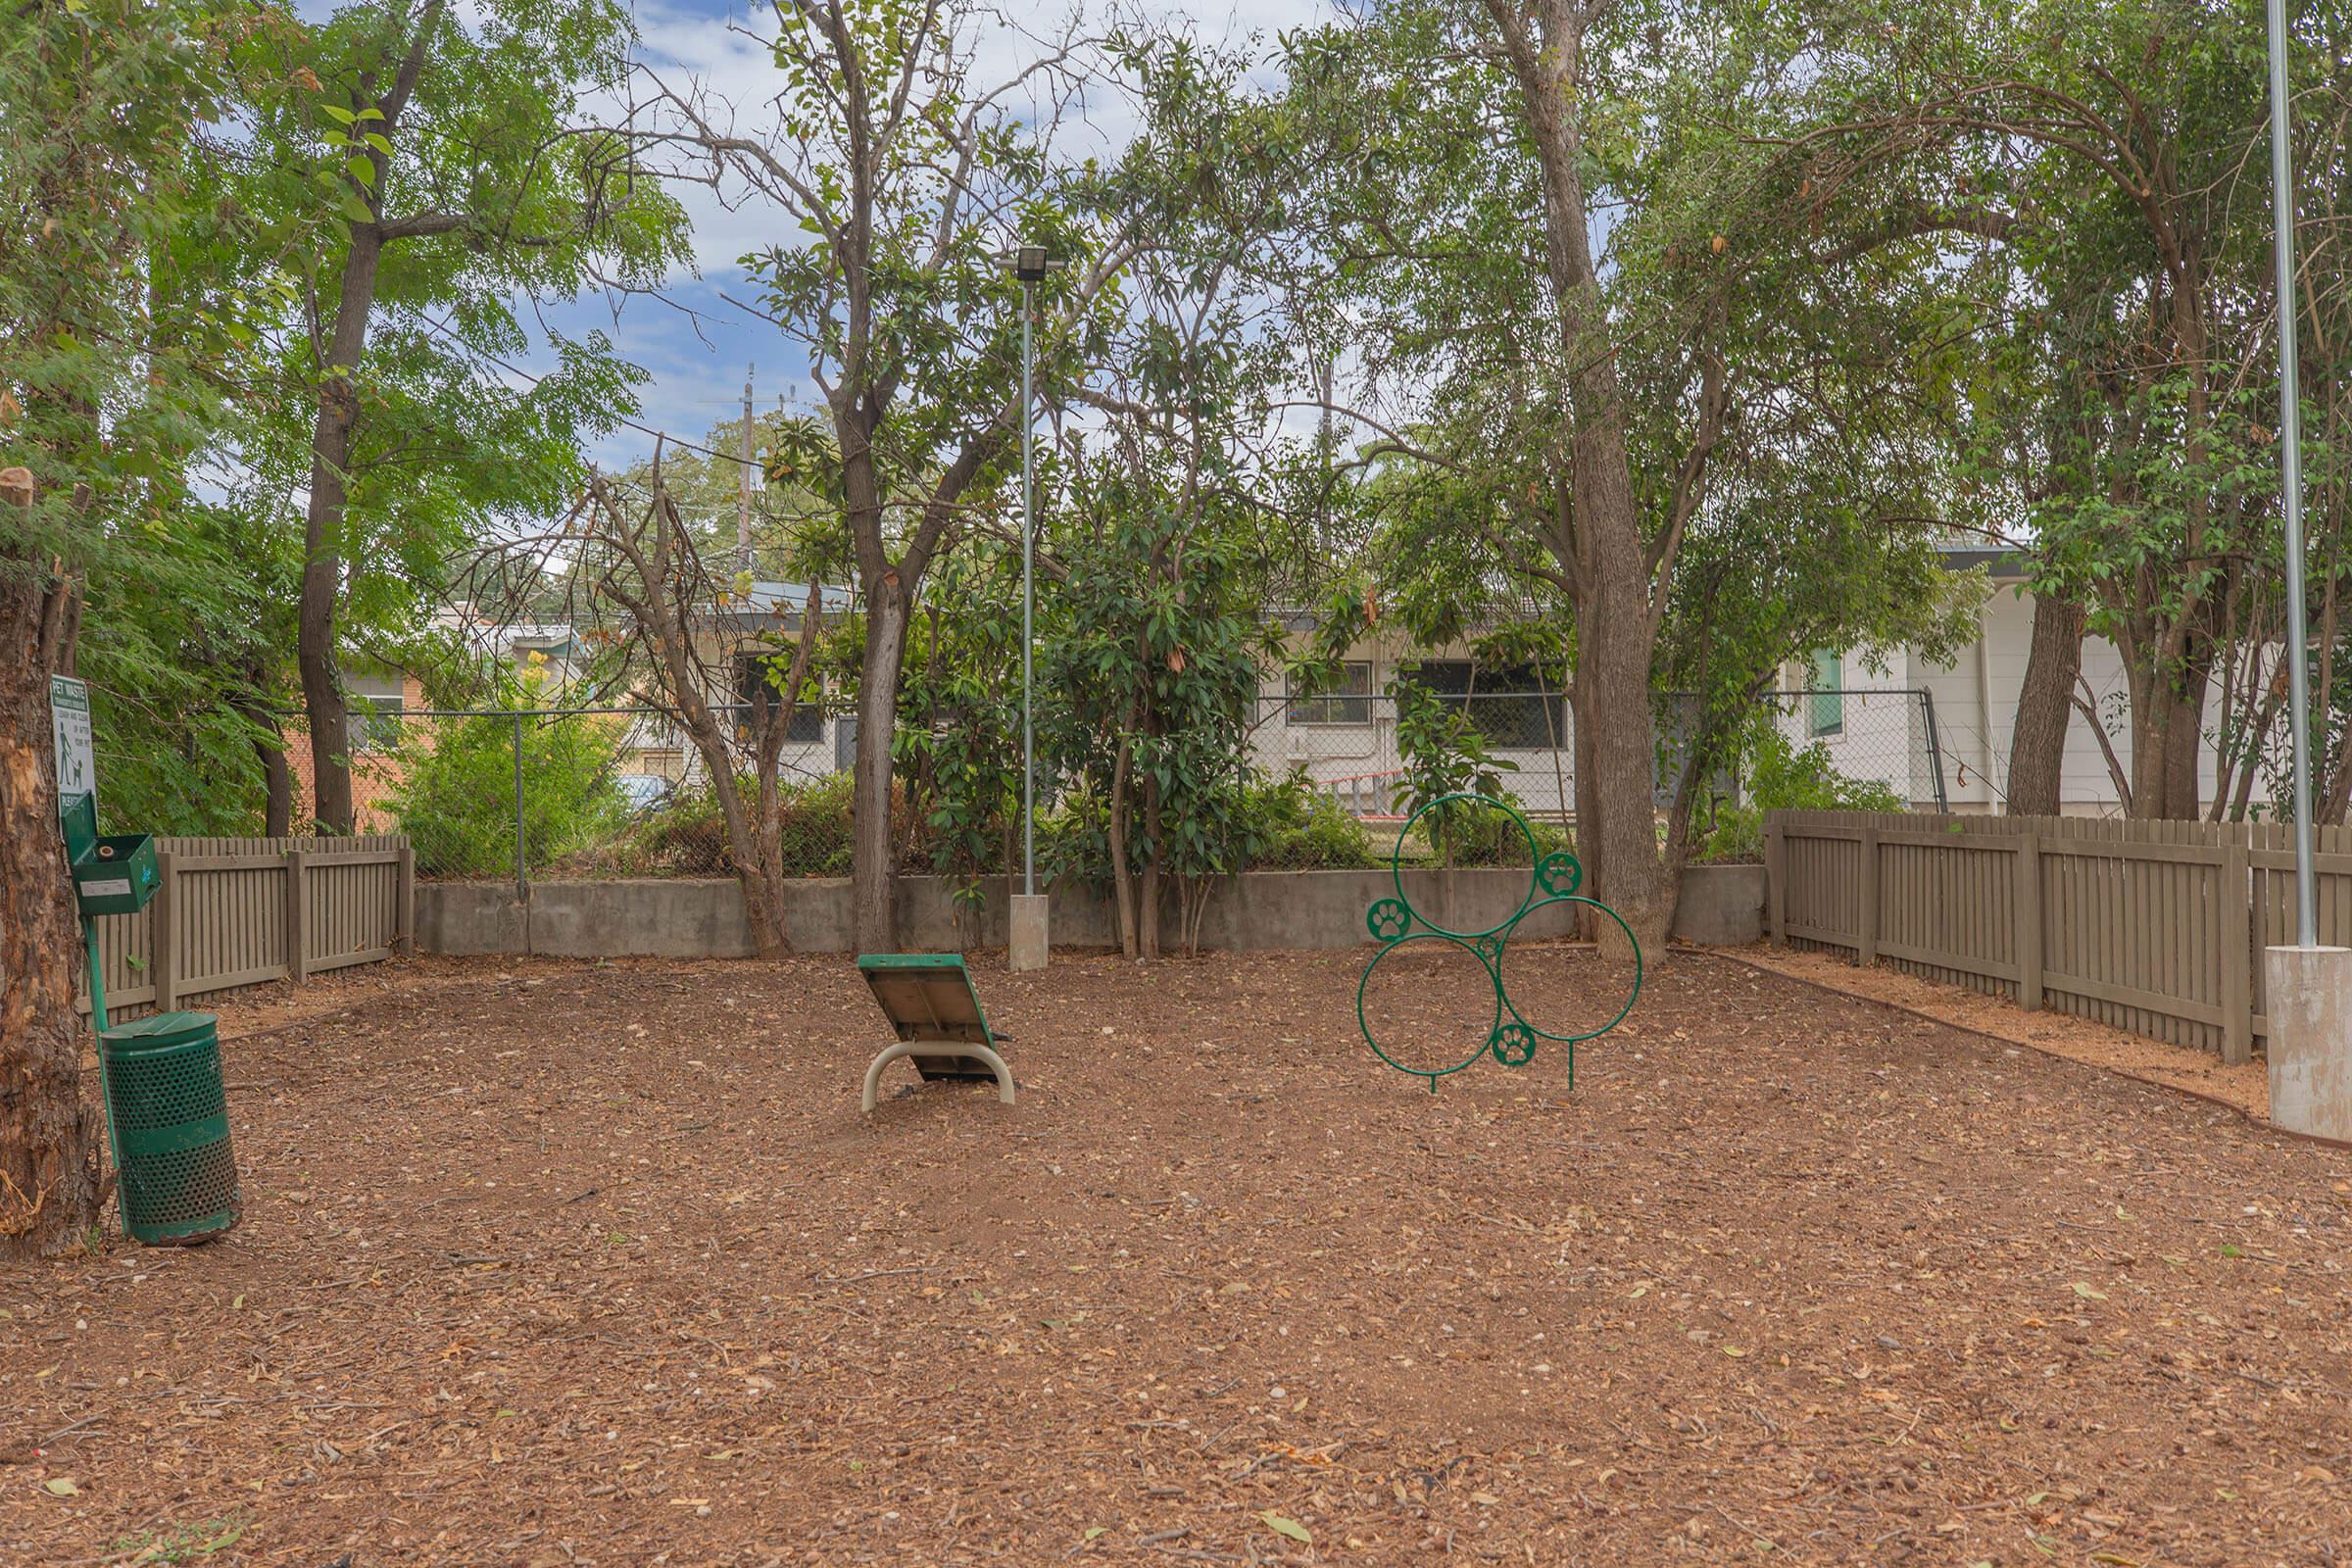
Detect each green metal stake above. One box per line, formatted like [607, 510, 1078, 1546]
[83, 914, 128, 1239]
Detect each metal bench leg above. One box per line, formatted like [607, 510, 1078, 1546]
[966, 1043, 1017, 1106]
[862, 1041, 1016, 1113]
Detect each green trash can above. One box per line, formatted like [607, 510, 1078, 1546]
[98, 1011, 241, 1246]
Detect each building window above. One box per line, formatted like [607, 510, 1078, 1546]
[351, 694, 405, 754]
[734, 653, 824, 743]
[1405, 661, 1567, 750]
[1808, 651, 1843, 737]
[1287, 662, 1373, 725]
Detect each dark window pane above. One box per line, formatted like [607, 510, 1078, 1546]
[1401, 662, 1564, 748]
[736, 654, 824, 742]
[351, 694, 405, 755]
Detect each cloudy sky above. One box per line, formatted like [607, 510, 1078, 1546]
[514, 0, 1334, 467]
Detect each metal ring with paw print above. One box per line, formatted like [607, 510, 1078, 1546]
[1355, 794, 1642, 1094]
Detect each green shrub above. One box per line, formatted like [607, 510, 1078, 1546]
[615, 771, 860, 877]
[388, 709, 629, 878]
[1697, 726, 1905, 861]
[1238, 770, 1379, 870]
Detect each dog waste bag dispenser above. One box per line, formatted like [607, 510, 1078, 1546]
[54, 675, 240, 1246]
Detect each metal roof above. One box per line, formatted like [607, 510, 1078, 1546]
[706, 579, 858, 629]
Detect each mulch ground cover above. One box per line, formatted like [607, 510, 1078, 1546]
[6, 946, 2352, 1567]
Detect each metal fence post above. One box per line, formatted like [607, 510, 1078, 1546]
[1918, 690, 1949, 811]
[513, 710, 527, 906]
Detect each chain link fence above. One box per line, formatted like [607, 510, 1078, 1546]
[1747, 687, 1949, 811]
[354, 686, 1943, 886]
[350, 703, 853, 887]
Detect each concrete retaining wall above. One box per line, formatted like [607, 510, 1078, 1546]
[416, 862, 1765, 958]
[1673, 863, 1766, 946]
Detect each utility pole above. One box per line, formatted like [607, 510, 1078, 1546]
[738, 366, 755, 577]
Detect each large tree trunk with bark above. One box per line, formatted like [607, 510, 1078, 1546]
[297, 229, 388, 837]
[1574, 534, 1672, 952]
[851, 576, 911, 952]
[2125, 655, 2208, 820]
[2006, 590, 2084, 815]
[1487, 0, 1672, 956]
[0, 573, 103, 1256]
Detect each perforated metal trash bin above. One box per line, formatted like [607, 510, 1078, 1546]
[98, 1011, 241, 1246]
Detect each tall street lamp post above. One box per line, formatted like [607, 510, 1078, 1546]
[1005, 243, 1059, 971]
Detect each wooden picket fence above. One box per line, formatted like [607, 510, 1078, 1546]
[80, 835, 415, 1021]
[1765, 810, 2352, 1063]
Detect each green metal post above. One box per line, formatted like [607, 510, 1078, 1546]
[83, 915, 127, 1238]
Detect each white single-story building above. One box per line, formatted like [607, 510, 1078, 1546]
[1250, 548, 2276, 820]
[1790, 548, 2276, 816]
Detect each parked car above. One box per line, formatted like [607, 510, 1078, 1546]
[612, 772, 676, 814]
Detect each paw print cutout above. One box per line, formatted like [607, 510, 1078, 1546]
[1489, 1023, 1539, 1067]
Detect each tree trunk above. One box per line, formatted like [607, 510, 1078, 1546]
[2005, 590, 2084, 815]
[298, 228, 388, 837]
[2158, 676, 2204, 822]
[736, 579, 827, 958]
[1139, 773, 1162, 962]
[1574, 534, 1669, 954]
[229, 688, 292, 837]
[1570, 682, 1600, 942]
[2126, 657, 2207, 820]
[1486, 0, 1669, 956]
[851, 577, 910, 952]
[256, 729, 292, 839]
[1107, 738, 1137, 960]
[0, 574, 103, 1256]
[739, 867, 792, 961]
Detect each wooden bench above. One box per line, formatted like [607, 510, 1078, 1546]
[857, 954, 1016, 1112]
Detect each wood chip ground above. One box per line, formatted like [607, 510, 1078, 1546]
[4, 948, 2349, 1565]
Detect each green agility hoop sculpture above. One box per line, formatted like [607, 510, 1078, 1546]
[1357, 793, 1642, 1093]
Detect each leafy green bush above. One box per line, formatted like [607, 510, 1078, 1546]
[1040, 769, 1379, 879]
[388, 710, 629, 878]
[1394, 797, 1573, 867]
[1237, 770, 1379, 870]
[1697, 726, 1906, 861]
[616, 771, 861, 877]
[1390, 678, 1514, 819]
